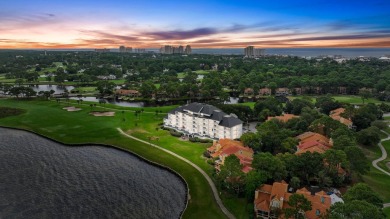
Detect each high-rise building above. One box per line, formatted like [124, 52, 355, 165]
[125, 47, 133, 53]
[160, 45, 190, 54]
[244, 46, 265, 57]
[119, 46, 126, 53]
[185, 45, 192, 54]
[95, 48, 110, 53]
[178, 45, 184, 54]
[134, 48, 146, 53]
[160, 45, 173, 54]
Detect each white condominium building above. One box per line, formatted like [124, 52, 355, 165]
[164, 103, 243, 140]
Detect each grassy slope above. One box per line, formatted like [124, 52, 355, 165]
[236, 102, 256, 109]
[383, 207, 390, 218]
[0, 99, 226, 219]
[378, 140, 390, 172]
[289, 95, 387, 105]
[360, 136, 390, 203]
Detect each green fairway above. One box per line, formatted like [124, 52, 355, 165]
[0, 98, 227, 219]
[289, 95, 387, 105]
[70, 86, 98, 94]
[360, 138, 390, 203]
[110, 79, 126, 85]
[378, 140, 390, 172]
[384, 207, 390, 218]
[236, 102, 256, 109]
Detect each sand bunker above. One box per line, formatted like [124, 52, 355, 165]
[63, 106, 82, 112]
[90, 111, 115, 117]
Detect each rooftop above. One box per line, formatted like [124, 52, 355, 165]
[168, 102, 243, 128]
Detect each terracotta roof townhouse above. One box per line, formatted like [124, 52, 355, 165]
[259, 88, 272, 96]
[295, 132, 332, 155]
[267, 114, 299, 123]
[329, 108, 353, 128]
[207, 139, 253, 173]
[115, 89, 140, 96]
[254, 181, 333, 219]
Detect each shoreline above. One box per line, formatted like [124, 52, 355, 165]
[0, 125, 189, 219]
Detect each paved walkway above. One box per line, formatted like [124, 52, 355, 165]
[372, 130, 390, 177]
[117, 128, 235, 219]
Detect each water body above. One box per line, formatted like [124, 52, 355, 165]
[69, 96, 145, 107]
[30, 85, 75, 94]
[0, 128, 186, 219]
[192, 48, 390, 58]
[42, 48, 390, 58]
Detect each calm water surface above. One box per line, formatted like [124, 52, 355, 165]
[0, 128, 186, 219]
[30, 85, 75, 94]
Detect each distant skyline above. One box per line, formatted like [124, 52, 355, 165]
[1, 0, 390, 49]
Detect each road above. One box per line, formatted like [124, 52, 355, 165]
[117, 128, 236, 219]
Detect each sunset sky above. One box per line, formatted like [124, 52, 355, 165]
[1, 0, 390, 48]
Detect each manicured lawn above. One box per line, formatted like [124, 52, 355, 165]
[0, 76, 16, 83]
[0, 98, 227, 219]
[194, 70, 210, 74]
[221, 192, 252, 219]
[177, 72, 186, 79]
[237, 102, 256, 109]
[289, 95, 387, 105]
[110, 79, 126, 85]
[71, 86, 98, 95]
[378, 140, 390, 172]
[383, 207, 390, 218]
[66, 98, 178, 113]
[360, 142, 390, 203]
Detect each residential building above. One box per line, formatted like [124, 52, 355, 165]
[178, 45, 184, 54]
[258, 88, 272, 96]
[96, 75, 116, 80]
[245, 46, 254, 57]
[267, 114, 299, 123]
[338, 86, 347, 94]
[164, 102, 243, 139]
[329, 108, 353, 128]
[94, 48, 110, 53]
[126, 47, 133, 53]
[185, 45, 192, 54]
[295, 132, 332, 155]
[244, 88, 254, 96]
[161, 45, 187, 54]
[207, 139, 253, 173]
[115, 89, 140, 97]
[161, 45, 173, 54]
[244, 46, 265, 57]
[275, 88, 290, 96]
[119, 45, 126, 53]
[133, 48, 146, 53]
[254, 181, 333, 219]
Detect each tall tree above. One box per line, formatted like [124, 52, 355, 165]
[283, 194, 312, 219]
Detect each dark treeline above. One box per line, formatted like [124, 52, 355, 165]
[0, 51, 390, 100]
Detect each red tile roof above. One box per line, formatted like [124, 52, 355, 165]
[295, 132, 332, 155]
[267, 114, 299, 123]
[255, 182, 332, 219]
[116, 89, 139, 95]
[207, 139, 254, 173]
[329, 108, 353, 127]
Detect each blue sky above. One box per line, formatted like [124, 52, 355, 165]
[1, 0, 389, 48]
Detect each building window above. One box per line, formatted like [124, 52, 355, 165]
[321, 196, 325, 203]
[316, 209, 320, 216]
